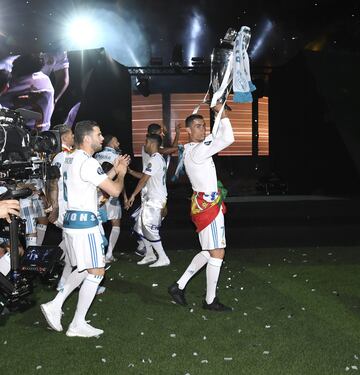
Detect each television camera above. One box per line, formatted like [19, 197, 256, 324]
[0, 108, 62, 314]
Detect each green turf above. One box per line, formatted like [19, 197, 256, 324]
[2, 246, 360, 375]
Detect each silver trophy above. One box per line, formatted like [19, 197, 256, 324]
[192, 26, 253, 131]
[210, 28, 238, 107]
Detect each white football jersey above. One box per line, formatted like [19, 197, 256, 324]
[40, 51, 69, 76]
[95, 147, 119, 165]
[143, 152, 167, 202]
[52, 146, 72, 223]
[0, 71, 54, 130]
[184, 117, 234, 193]
[62, 149, 108, 214]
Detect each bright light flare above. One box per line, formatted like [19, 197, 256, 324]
[250, 19, 273, 59]
[64, 15, 100, 49]
[187, 11, 204, 64]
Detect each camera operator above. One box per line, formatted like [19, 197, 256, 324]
[0, 199, 20, 223]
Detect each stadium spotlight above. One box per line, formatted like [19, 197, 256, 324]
[135, 74, 150, 97]
[64, 15, 100, 49]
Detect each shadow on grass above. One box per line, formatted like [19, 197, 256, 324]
[109, 278, 171, 307]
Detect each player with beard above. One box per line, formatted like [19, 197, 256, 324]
[41, 120, 130, 337]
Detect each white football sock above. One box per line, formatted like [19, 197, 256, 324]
[52, 269, 88, 309]
[26, 235, 37, 247]
[72, 274, 103, 325]
[106, 226, 120, 259]
[152, 241, 168, 260]
[57, 243, 72, 289]
[137, 239, 145, 250]
[177, 251, 210, 290]
[205, 257, 223, 304]
[143, 239, 155, 258]
[36, 224, 47, 245]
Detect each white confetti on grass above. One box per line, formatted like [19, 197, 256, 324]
[355, 355, 359, 360]
[172, 353, 177, 358]
[33, 321, 39, 325]
[101, 358, 106, 363]
[352, 365, 358, 370]
[193, 352, 198, 356]
[170, 333, 176, 338]
[224, 357, 233, 361]
[292, 274, 298, 278]
[238, 329, 242, 333]
[140, 332, 144, 336]
[36, 365, 42, 370]
[201, 360, 208, 364]
[152, 283, 158, 287]
[146, 317, 154, 321]
[263, 351, 270, 355]
[3, 341, 7, 345]
[189, 308, 194, 313]
[148, 358, 152, 364]
[203, 336, 207, 340]
[265, 325, 271, 329]
[96, 345, 103, 349]
[202, 315, 208, 321]
[346, 367, 350, 371]
[128, 363, 135, 367]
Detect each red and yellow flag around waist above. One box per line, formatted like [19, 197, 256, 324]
[190, 181, 228, 233]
